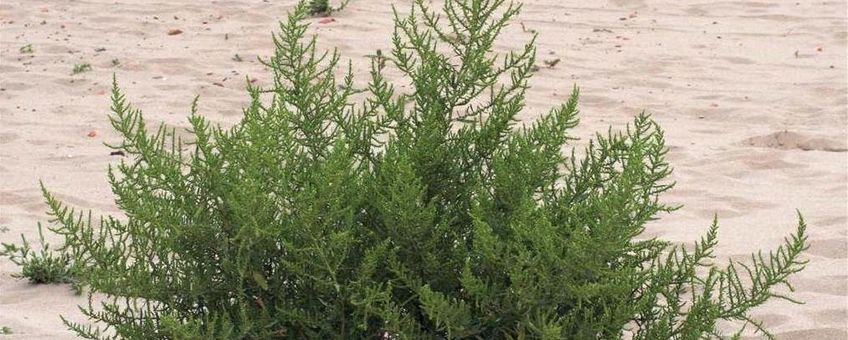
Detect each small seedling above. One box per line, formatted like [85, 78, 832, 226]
[19, 44, 33, 54]
[308, 0, 350, 16]
[72, 63, 92, 74]
[232, 54, 243, 62]
[0, 326, 11, 334]
[0, 224, 76, 285]
[111, 59, 121, 66]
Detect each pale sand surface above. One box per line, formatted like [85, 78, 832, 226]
[1, 0, 846, 338]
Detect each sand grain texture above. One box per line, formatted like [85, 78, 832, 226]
[1, 0, 846, 338]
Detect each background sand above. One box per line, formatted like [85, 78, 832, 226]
[1, 0, 846, 338]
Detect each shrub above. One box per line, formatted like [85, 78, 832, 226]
[18, 0, 807, 338]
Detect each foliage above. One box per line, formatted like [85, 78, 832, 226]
[308, 0, 350, 16]
[11, 0, 808, 339]
[1, 223, 77, 287]
[19, 44, 33, 54]
[73, 63, 92, 75]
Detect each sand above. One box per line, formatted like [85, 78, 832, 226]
[1, 0, 846, 338]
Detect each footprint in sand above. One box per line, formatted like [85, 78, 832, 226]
[741, 131, 847, 152]
[764, 328, 848, 340]
[794, 275, 848, 296]
[805, 238, 848, 259]
[0, 132, 20, 144]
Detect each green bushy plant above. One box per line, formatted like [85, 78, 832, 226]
[12, 0, 807, 338]
[73, 63, 92, 75]
[1, 223, 77, 286]
[308, 0, 350, 16]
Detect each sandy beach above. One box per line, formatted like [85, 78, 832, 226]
[1, 0, 846, 338]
